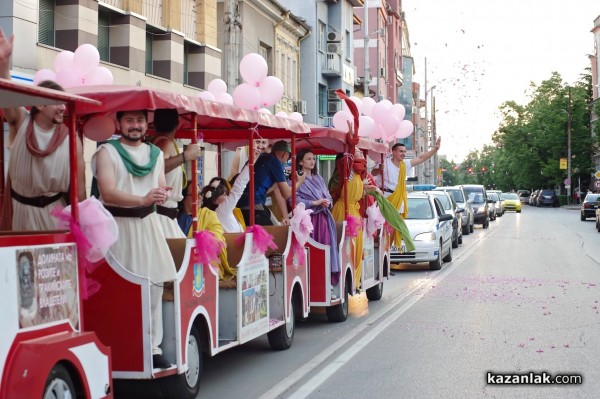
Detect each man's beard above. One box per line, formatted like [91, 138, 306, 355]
[122, 129, 144, 142]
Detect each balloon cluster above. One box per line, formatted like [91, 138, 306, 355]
[201, 53, 302, 122]
[332, 96, 414, 142]
[33, 44, 114, 88]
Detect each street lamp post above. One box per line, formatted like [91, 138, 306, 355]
[567, 87, 572, 205]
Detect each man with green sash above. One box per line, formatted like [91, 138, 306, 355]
[92, 109, 176, 370]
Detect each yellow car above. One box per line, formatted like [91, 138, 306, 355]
[501, 193, 521, 213]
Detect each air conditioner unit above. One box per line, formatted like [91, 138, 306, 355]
[380, 67, 385, 77]
[294, 100, 307, 115]
[328, 88, 339, 100]
[327, 101, 341, 113]
[327, 43, 343, 55]
[327, 31, 342, 42]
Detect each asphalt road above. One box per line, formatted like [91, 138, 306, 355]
[117, 205, 600, 399]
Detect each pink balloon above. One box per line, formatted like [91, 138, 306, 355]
[207, 79, 227, 96]
[54, 51, 74, 73]
[396, 120, 414, 139]
[233, 83, 261, 110]
[239, 53, 268, 86]
[214, 92, 233, 105]
[258, 76, 284, 107]
[55, 68, 84, 89]
[371, 101, 392, 125]
[73, 44, 100, 75]
[83, 116, 115, 141]
[361, 97, 376, 117]
[198, 91, 215, 101]
[332, 111, 353, 131]
[275, 111, 288, 118]
[370, 124, 384, 139]
[381, 115, 400, 136]
[392, 103, 406, 121]
[85, 66, 113, 85]
[33, 69, 56, 85]
[288, 112, 303, 122]
[258, 108, 272, 114]
[358, 116, 375, 137]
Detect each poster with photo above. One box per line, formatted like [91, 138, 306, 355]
[16, 244, 79, 330]
[238, 253, 268, 343]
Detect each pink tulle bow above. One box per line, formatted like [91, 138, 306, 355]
[384, 221, 394, 235]
[235, 225, 278, 254]
[290, 203, 313, 247]
[51, 206, 101, 300]
[194, 230, 224, 265]
[366, 203, 385, 237]
[346, 215, 362, 238]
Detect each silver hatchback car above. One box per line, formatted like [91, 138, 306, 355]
[434, 186, 475, 235]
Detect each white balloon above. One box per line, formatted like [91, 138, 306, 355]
[214, 92, 234, 104]
[392, 103, 406, 121]
[358, 116, 375, 137]
[332, 111, 353, 131]
[372, 102, 391, 125]
[207, 79, 227, 95]
[258, 108, 272, 114]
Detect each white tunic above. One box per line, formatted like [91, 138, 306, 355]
[217, 165, 249, 233]
[157, 151, 185, 239]
[384, 158, 413, 193]
[91, 143, 176, 283]
[9, 114, 70, 231]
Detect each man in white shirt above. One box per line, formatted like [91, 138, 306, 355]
[383, 138, 441, 196]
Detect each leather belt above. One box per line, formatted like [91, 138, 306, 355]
[104, 204, 156, 218]
[156, 205, 179, 219]
[11, 189, 66, 208]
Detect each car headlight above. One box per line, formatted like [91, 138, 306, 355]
[477, 207, 486, 214]
[414, 232, 436, 241]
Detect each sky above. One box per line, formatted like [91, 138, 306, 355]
[403, 0, 599, 162]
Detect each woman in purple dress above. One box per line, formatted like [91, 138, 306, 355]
[295, 149, 340, 297]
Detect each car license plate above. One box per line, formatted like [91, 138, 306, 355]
[391, 242, 407, 253]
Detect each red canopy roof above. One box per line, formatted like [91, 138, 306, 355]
[67, 85, 310, 142]
[296, 125, 389, 161]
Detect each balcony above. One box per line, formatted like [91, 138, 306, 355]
[322, 53, 342, 77]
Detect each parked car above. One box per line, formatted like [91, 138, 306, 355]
[389, 192, 453, 270]
[517, 190, 530, 205]
[462, 184, 491, 228]
[425, 190, 463, 248]
[434, 186, 474, 235]
[596, 206, 600, 232]
[529, 190, 539, 206]
[501, 192, 522, 213]
[488, 192, 503, 218]
[488, 190, 504, 216]
[581, 193, 600, 221]
[536, 189, 559, 207]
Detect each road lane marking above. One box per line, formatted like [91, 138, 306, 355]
[261, 228, 495, 399]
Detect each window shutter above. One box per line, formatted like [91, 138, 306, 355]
[145, 32, 153, 74]
[38, 0, 55, 46]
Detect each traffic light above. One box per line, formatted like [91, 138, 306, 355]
[453, 165, 459, 171]
[468, 167, 473, 174]
[481, 166, 486, 172]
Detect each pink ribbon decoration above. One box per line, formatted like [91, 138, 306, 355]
[290, 203, 313, 265]
[345, 214, 362, 238]
[365, 203, 385, 237]
[235, 224, 278, 254]
[193, 230, 224, 270]
[51, 205, 101, 300]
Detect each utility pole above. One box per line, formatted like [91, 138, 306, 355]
[363, 0, 369, 97]
[224, 0, 240, 91]
[567, 86, 572, 204]
[424, 57, 429, 184]
[432, 92, 438, 185]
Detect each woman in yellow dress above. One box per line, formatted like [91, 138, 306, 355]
[330, 152, 378, 290]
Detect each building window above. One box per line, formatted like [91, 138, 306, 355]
[145, 30, 153, 74]
[292, 59, 297, 99]
[98, 7, 110, 62]
[345, 30, 351, 56]
[318, 84, 327, 117]
[38, 0, 55, 46]
[183, 41, 189, 85]
[259, 43, 271, 74]
[318, 21, 326, 52]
